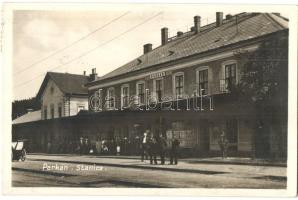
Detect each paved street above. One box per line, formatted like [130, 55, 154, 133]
[12, 154, 287, 188]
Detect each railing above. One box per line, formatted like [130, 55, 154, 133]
[220, 79, 229, 93]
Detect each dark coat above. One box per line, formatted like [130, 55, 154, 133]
[171, 139, 180, 150]
[158, 137, 167, 151]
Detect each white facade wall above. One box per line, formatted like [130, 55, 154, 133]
[41, 80, 64, 120]
[69, 96, 89, 116]
[41, 79, 88, 119]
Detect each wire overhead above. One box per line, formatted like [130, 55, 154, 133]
[13, 11, 130, 76]
[13, 12, 164, 89]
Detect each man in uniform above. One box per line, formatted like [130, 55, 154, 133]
[148, 132, 158, 164]
[218, 130, 229, 159]
[157, 134, 167, 165]
[140, 130, 149, 162]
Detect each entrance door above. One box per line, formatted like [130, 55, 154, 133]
[255, 121, 270, 158]
[226, 119, 238, 154]
[200, 120, 209, 155]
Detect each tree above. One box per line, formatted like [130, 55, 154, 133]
[12, 97, 41, 120]
[236, 32, 288, 159]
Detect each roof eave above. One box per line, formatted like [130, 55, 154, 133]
[86, 29, 288, 88]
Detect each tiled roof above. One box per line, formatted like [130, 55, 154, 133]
[36, 72, 89, 100]
[12, 110, 41, 124]
[48, 72, 89, 95]
[95, 13, 288, 82]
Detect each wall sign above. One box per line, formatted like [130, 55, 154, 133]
[148, 71, 172, 80]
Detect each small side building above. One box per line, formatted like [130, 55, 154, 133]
[36, 72, 90, 119]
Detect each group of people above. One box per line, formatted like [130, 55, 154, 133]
[140, 129, 180, 165]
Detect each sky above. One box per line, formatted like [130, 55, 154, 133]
[12, 4, 288, 100]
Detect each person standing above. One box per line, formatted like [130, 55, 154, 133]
[148, 133, 158, 165]
[170, 136, 180, 165]
[157, 134, 167, 165]
[95, 137, 102, 155]
[140, 130, 149, 162]
[218, 131, 229, 159]
[79, 137, 84, 155]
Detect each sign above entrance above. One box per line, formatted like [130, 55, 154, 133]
[149, 71, 172, 79]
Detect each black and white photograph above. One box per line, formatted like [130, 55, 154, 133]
[2, 2, 297, 196]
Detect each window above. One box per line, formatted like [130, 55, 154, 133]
[77, 105, 85, 112]
[121, 84, 129, 108]
[50, 87, 54, 94]
[173, 72, 184, 99]
[196, 67, 208, 95]
[58, 104, 62, 117]
[136, 81, 145, 104]
[225, 63, 236, 91]
[44, 106, 47, 119]
[107, 87, 115, 109]
[154, 79, 163, 102]
[220, 61, 237, 93]
[50, 104, 54, 119]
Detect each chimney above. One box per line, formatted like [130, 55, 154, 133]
[177, 31, 183, 37]
[226, 14, 233, 20]
[216, 12, 223, 27]
[194, 15, 201, 33]
[143, 43, 152, 54]
[83, 71, 86, 76]
[161, 27, 168, 45]
[89, 68, 97, 81]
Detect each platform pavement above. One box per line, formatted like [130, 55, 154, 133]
[29, 153, 287, 167]
[20, 154, 287, 179]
